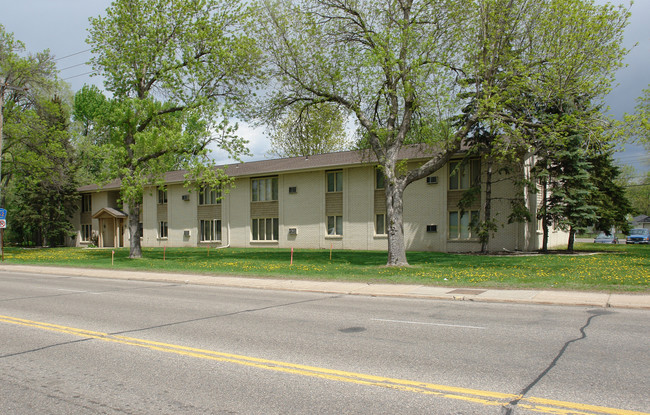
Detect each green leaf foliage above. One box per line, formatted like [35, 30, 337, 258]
[252, 0, 629, 264]
[86, 0, 262, 257]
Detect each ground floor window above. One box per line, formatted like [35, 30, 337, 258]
[375, 213, 387, 235]
[252, 218, 278, 241]
[81, 224, 92, 242]
[200, 219, 222, 242]
[327, 215, 343, 236]
[159, 221, 168, 239]
[448, 210, 479, 239]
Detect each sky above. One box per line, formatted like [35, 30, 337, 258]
[2, 0, 648, 177]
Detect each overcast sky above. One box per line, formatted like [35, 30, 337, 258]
[2, 0, 648, 176]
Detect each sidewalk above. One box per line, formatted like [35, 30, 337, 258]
[1, 264, 649, 310]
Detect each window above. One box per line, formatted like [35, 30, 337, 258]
[252, 177, 278, 202]
[327, 215, 343, 236]
[376, 169, 385, 190]
[449, 159, 481, 190]
[252, 218, 279, 241]
[200, 219, 222, 242]
[448, 210, 479, 239]
[199, 186, 221, 205]
[81, 194, 92, 213]
[159, 221, 168, 239]
[376, 213, 387, 235]
[327, 171, 343, 192]
[158, 188, 168, 204]
[81, 224, 92, 242]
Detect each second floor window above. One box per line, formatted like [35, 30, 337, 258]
[327, 171, 343, 192]
[252, 177, 278, 202]
[158, 188, 168, 204]
[199, 186, 221, 205]
[376, 169, 385, 190]
[449, 159, 481, 190]
[81, 194, 92, 213]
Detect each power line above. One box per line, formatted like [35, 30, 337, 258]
[58, 62, 88, 71]
[61, 71, 95, 81]
[54, 49, 91, 61]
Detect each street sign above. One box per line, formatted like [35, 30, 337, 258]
[0, 219, 5, 229]
[0, 209, 6, 220]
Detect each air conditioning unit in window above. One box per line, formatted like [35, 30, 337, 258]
[289, 186, 297, 194]
[288, 228, 297, 235]
[182, 194, 190, 201]
[426, 225, 437, 233]
[426, 176, 438, 185]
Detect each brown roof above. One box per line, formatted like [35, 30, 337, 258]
[78, 179, 122, 193]
[92, 207, 127, 219]
[78, 144, 446, 192]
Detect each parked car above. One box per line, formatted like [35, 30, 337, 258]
[594, 232, 618, 244]
[626, 228, 650, 244]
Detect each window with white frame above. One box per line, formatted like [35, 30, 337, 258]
[81, 224, 92, 242]
[159, 221, 168, 238]
[375, 213, 387, 235]
[327, 215, 343, 236]
[199, 186, 221, 205]
[449, 159, 481, 190]
[158, 188, 168, 204]
[448, 210, 479, 239]
[81, 194, 92, 213]
[200, 219, 222, 242]
[252, 218, 279, 241]
[327, 170, 343, 192]
[251, 177, 278, 202]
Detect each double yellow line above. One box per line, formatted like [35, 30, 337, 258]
[1, 314, 646, 415]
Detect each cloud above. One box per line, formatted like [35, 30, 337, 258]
[209, 122, 271, 165]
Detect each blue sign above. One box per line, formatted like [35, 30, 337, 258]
[0, 209, 6, 220]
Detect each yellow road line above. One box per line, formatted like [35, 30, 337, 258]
[1, 314, 647, 415]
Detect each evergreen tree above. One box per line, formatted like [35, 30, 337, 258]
[588, 151, 631, 235]
[546, 133, 597, 252]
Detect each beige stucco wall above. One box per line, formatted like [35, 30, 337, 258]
[280, 171, 324, 249]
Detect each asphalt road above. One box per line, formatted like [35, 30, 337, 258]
[1, 270, 648, 414]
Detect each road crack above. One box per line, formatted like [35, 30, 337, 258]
[503, 308, 614, 415]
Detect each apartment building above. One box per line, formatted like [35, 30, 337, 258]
[72, 147, 567, 252]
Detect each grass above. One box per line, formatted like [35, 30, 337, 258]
[2, 243, 648, 292]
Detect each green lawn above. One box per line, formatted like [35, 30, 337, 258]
[2, 243, 648, 292]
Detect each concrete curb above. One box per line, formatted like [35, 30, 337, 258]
[1, 264, 649, 310]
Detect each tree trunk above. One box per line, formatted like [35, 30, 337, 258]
[128, 203, 142, 259]
[541, 179, 549, 253]
[481, 159, 492, 253]
[567, 226, 576, 253]
[385, 183, 408, 267]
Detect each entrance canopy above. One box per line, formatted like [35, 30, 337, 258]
[92, 208, 127, 248]
[92, 207, 127, 220]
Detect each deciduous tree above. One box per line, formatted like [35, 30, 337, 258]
[267, 103, 349, 157]
[1, 25, 78, 246]
[87, 0, 261, 258]
[253, 0, 629, 265]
